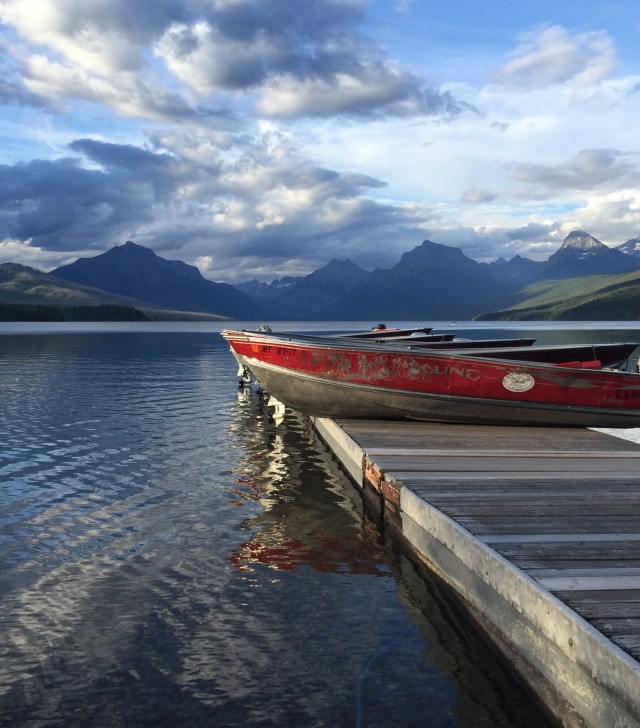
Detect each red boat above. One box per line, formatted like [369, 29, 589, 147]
[222, 329, 640, 427]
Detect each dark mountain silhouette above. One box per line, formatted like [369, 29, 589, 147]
[52, 241, 262, 319]
[235, 275, 302, 308]
[266, 259, 369, 318]
[484, 254, 545, 288]
[538, 230, 639, 279]
[7, 229, 640, 321]
[320, 239, 510, 320]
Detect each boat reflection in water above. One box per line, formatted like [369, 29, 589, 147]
[223, 390, 552, 728]
[228, 391, 387, 575]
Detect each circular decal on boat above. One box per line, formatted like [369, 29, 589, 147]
[502, 372, 535, 392]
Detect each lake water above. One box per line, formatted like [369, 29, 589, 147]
[2, 320, 639, 728]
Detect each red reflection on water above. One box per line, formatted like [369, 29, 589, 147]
[229, 533, 386, 575]
[227, 472, 270, 506]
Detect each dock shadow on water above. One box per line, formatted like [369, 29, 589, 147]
[0, 330, 553, 727]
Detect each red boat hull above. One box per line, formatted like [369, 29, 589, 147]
[222, 330, 640, 427]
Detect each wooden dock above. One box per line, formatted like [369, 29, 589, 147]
[311, 417, 640, 728]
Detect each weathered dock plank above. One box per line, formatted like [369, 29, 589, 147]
[365, 454, 640, 474]
[311, 416, 640, 728]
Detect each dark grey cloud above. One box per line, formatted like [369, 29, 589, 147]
[0, 158, 108, 245]
[69, 139, 172, 171]
[510, 149, 639, 198]
[0, 140, 179, 249]
[80, 0, 188, 40]
[211, 0, 363, 43]
[504, 222, 559, 241]
[155, 0, 470, 119]
[0, 78, 47, 108]
[122, 86, 236, 124]
[258, 75, 470, 119]
[178, 0, 370, 88]
[461, 187, 497, 203]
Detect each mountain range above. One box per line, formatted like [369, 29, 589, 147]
[2, 230, 640, 320]
[238, 229, 640, 319]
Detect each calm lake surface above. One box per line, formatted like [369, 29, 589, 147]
[2, 320, 639, 727]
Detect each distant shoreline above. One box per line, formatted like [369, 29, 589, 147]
[0, 303, 149, 322]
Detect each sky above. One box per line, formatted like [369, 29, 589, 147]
[2, 0, 640, 283]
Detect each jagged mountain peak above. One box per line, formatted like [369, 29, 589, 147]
[617, 237, 640, 256]
[322, 258, 360, 271]
[559, 230, 606, 251]
[542, 229, 639, 279]
[117, 240, 154, 254]
[113, 240, 188, 266]
[311, 258, 367, 282]
[407, 238, 465, 257]
[395, 239, 470, 274]
[262, 258, 369, 318]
